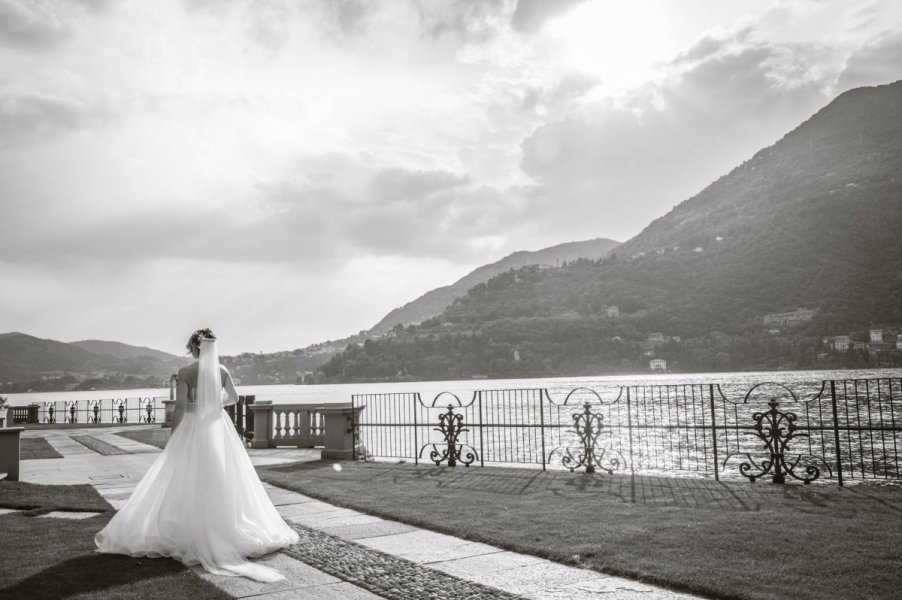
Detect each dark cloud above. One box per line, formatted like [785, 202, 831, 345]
[413, 0, 504, 42]
[0, 92, 116, 137]
[0, 162, 525, 268]
[322, 0, 376, 37]
[0, 0, 70, 49]
[67, 0, 116, 14]
[836, 30, 902, 91]
[510, 0, 587, 33]
[247, 1, 293, 51]
[672, 26, 754, 66]
[369, 168, 470, 202]
[263, 165, 519, 259]
[524, 72, 602, 115]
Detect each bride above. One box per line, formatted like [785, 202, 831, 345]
[95, 329, 299, 582]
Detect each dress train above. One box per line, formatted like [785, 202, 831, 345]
[95, 407, 298, 582]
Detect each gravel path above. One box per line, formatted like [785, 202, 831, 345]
[284, 522, 527, 600]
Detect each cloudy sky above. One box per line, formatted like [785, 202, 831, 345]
[1, 0, 901, 356]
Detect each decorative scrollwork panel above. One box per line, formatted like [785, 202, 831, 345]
[422, 404, 478, 467]
[739, 400, 820, 484]
[557, 402, 624, 474]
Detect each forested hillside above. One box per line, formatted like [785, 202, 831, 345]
[320, 81, 902, 381]
[0, 332, 188, 392]
[368, 237, 619, 335]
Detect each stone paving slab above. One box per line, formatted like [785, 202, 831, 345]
[356, 528, 506, 565]
[262, 482, 319, 506]
[426, 549, 703, 600]
[20, 451, 159, 485]
[249, 581, 384, 600]
[96, 431, 162, 453]
[279, 506, 383, 528]
[276, 500, 357, 519]
[35, 510, 105, 520]
[93, 485, 134, 510]
[192, 551, 343, 598]
[425, 550, 546, 575]
[319, 519, 417, 540]
[40, 433, 98, 457]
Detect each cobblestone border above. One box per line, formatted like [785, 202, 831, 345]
[283, 522, 526, 600]
[70, 435, 130, 456]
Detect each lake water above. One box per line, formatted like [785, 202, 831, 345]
[7, 368, 902, 482]
[5, 367, 901, 408]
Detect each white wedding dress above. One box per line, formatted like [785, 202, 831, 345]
[95, 338, 298, 582]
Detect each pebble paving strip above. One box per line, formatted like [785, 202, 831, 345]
[69, 435, 131, 455]
[283, 523, 528, 600]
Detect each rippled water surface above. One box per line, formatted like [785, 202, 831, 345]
[5, 367, 901, 407]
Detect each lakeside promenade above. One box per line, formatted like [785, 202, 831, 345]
[10, 425, 702, 600]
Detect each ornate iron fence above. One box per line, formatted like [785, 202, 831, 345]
[11, 397, 169, 425]
[350, 378, 902, 486]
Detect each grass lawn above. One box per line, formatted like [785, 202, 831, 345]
[258, 460, 902, 600]
[20, 437, 63, 460]
[116, 428, 169, 450]
[0, 481, 232, 600]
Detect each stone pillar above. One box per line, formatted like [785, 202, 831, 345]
[321, 404, 365, 460]
[0, 427, 24, 481]
[162, 401, 176, 428]
[250, 400, 274, 449]
[162, 374, 178, 428]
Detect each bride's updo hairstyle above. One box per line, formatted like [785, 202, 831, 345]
[186, 328, 216, 357]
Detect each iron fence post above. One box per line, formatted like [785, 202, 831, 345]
[413, 393, 419, 466]
[830, 380, 844, 487]
[351, 395, 356, 461]
[626, 387, 635, 478]
[478, 391, 485, 468]
[709, 384, 720, 482]
[540, 389, 547, 471]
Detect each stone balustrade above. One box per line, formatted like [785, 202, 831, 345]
[249, 401, 364, 459]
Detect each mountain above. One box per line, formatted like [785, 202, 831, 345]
[0, 332, 113, 382]
[319, 81, 902, 380]
[368, 237, 620, 335]
[595, 80, 902, 334]
[217, 237, 621, 384]
[72, 340, 178, 361]
[0, 332, 189, 392]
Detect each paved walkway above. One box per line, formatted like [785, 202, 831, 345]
[14, 426, 703, 600]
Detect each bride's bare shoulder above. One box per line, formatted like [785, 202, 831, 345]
[178, 362, 199, 379]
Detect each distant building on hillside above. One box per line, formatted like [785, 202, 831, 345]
[606, 305, 620, 318]
[647, 332, 665, 344]
[897, 334, 902, 350]
[869, 329, 884, 343]
[649, 358, 667, 372]
[833, 336, 850, 351]
[762, 308, 817, 327]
